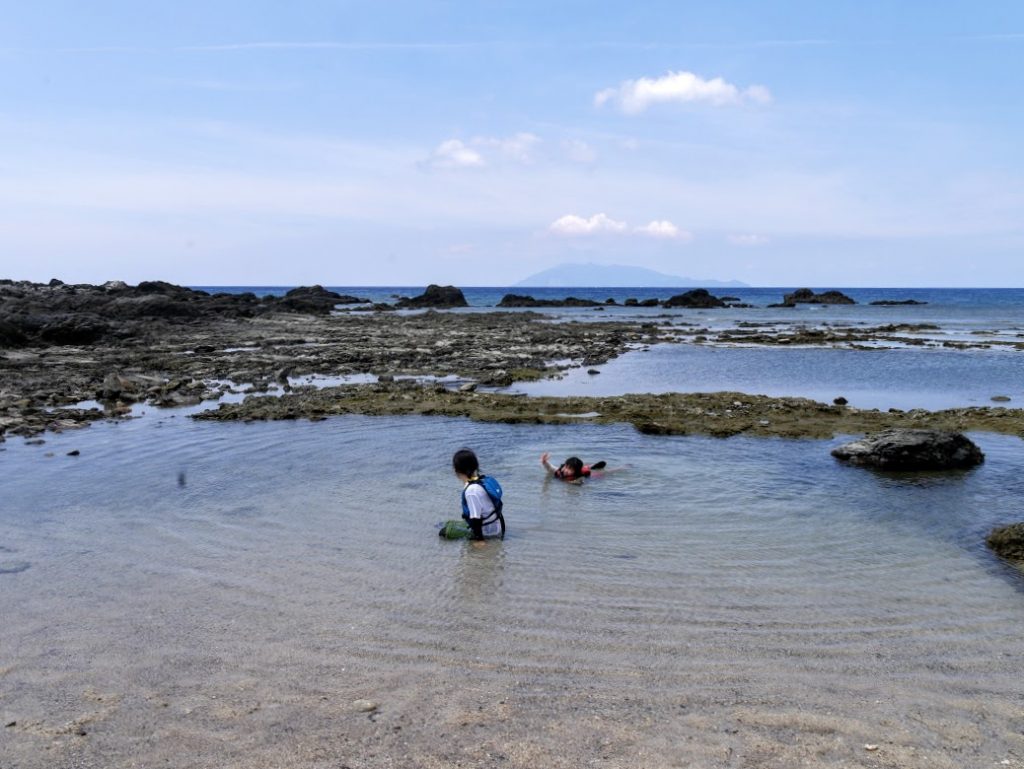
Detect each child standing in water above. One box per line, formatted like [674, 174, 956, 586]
[441, 448, 505, 540]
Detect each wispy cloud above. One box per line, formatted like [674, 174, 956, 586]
[595, 70, 771, 114]
[473, 132, 541, 163]
[635, 220, 692, 240]
[177, 41, 492, 52]
[422, 133, 541, 169]
[423, 139, 485, 169]
[156, 78, 297, 92]
[562, 139, 596, 164]
[728, 233, 770, 246]
[549, 213, 627, 235]
[550, 214, 691, 240]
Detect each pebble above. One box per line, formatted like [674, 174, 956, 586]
[67, 449, 80, 456]
[864, 744, 879, 752]
[353, 699, 378, 712]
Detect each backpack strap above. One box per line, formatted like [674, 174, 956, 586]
[462, 477, 505, 539]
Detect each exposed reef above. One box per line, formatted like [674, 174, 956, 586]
[192, 380, 1024, 440]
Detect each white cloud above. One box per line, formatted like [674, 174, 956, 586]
[424, 133, 540, 169]
[635, 220, 692, 240]
[595, 70, 772, 114]
[425, 139, 484, 169]
[474, 132, 541, 163]
[549, 213, 627, 235]
[728, 234, 770, 246]
[562, 139, 596, 164]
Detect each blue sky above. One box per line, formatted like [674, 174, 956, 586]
[1, 1, 1022, 286]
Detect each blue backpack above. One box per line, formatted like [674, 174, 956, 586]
[461, 475, 505, 537]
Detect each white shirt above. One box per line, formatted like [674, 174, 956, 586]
[464, 482, 503, 538]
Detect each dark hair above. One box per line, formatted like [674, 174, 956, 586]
[561, 456, 585, 475]
[557, 456, 585, 478]
[452, 448, 480, 476]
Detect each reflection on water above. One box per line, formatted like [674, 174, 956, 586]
[2, 414, 1023, 766]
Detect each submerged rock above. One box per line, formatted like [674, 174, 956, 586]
[986, 522, 1024, 560]
[869, 299, 927, 306]
[831, 429, 984, 470]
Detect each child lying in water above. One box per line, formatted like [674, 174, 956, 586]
[540, 452, 607, 483]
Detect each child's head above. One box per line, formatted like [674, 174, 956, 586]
[452, 448, 480, 479]
[557, 456, 585, 480]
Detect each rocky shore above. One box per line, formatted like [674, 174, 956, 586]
[4, 278, 1024, 445]
[191, 379, 1024, 439]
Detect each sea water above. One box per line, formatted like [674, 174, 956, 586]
[2, 409, 1023, 766]
[3, 288, 1024, 766]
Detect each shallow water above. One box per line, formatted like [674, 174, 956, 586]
[2, 412, 1023, 767]
[511, 343, 1024, 411]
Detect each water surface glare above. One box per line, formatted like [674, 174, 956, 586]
[2, 414, 1023, 767]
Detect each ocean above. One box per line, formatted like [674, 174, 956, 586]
[2, 286, 1023, 767]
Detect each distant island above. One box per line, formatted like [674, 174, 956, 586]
[514, 263, 748, 288]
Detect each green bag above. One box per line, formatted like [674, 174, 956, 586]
[438, 519, 472, 539]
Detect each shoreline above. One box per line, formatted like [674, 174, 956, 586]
[4, 279, 1024, 445]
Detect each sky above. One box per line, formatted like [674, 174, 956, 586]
[1, 1, 1023, 287]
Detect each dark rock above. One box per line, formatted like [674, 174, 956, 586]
[869, 299, 927, 306]
[276, 285, 348, 314]
[624, 298, 638, 306]
[0, 319, 28, 347]
[497, 294, 602, 308]
[48, 278, 64, 287]
[986, 522, 1024, 560]
[831, 429, 984, 470]
[783, 288, 856, 305]
[67, 450, 80, 456]
[638, 298, 659, 307]
[833, 396, 848, 405]
[397, 284, 468, 309]
[39, 316, 109, 345]
[587, 369, 600, 375]
[662, 289, 726, 309]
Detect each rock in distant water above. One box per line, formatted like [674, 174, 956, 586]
[783, 288, 856, 305]
[662, 289, 726, 308]
[497, 293, 603, 308]
[396, 284, 468, 309]
[831, 429, 984, 470]
[986, 522, 1024, 560]
[278, 285, 366, 314]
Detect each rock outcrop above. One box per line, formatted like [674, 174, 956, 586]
[662, 289, 726, 309]
[396, 284, 468, 309]
[0, 280, 371, 348]
[497, 294, 606, 308]
[278, 285, 367, 314]
[783, 288, 856, 306]
[986, 522, 1024, 560]
[831, 429, 984, 470]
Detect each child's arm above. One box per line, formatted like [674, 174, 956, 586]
[540, 452, 558, 475]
